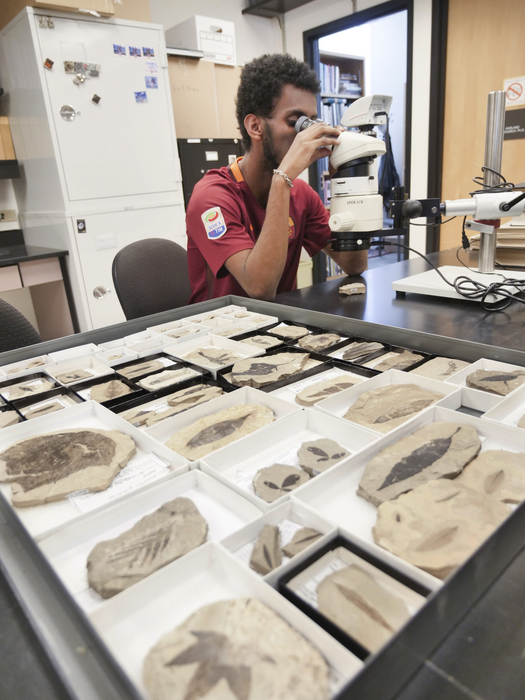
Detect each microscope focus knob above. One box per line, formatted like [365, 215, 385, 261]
[329, 213, 355, 232]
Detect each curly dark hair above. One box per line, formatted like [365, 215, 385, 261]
[235, 53, 320, 150]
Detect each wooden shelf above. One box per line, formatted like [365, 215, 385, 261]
[242, 0, 317, 17]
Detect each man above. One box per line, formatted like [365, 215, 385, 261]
[185, 53, 367, 303]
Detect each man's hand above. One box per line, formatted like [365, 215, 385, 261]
[278, 123, 342, 181]
[323, 245, 368, 276]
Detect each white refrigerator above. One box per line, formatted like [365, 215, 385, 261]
[0, 7, 186, 331]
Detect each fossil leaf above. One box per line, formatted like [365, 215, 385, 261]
[374, 398, 435, 424]
[415, 525, 459, 552]
[281, 473, 301, 490]
[484, 469, 506, 495]
[187, 414, 251, 448]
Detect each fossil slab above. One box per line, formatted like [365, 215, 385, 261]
[0, 428, 136, 508]
[24, 400, 66, 420]
[118, 360, 165, 380]
[107, 354, 124, 361]
[295, 375, 360, 406]
[0, 411, 21, 428]
[298, 333, 341, 352]
[410, 357, 471, 381]
[373, 479, 510, 579]
[165, 328, 196, 339]
[344, 384, 443, 434]
[214, 327, 247, 338]
[240, 335, 283, 349]
[143, 597, 330, 700]
[358, 421, 481, 506]
[184, 347, 243, 368]
[138, 368, 199, 391]
[342, 341, 384, 362]
[456, 450, 525, 504]
[166, 403, 275, 460]
[8, 357, 45, 373]
[339, 282, 366, 295]
[231, 352, 310, 388]
[253, 464, 310, 503]
[298, 438, 349, 476]
[147, 386, 224, 426]
[373, 350, 424, 372]
[90, 380, 134, 403]
[282, 527, 323, 558]
[55, 368, 93, 384]
[466, 368, 525, 395]
[87, 497, 208, 598]
[317, 564, 411, 653]
[6, 378, 55, 401]
[249, 524, 282, 575]
[268, 325, 309, 340]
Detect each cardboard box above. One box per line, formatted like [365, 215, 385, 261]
[0, 117, 16, 160]
[165, 15, 236, 66]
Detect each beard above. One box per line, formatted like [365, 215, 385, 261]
[262, 122, 280, 172]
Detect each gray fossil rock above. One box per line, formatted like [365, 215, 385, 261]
[342, 341, 384, 362]
[87, 497, 208, 598]
[55, 369, 93, 384]
[410, 356, 471, 381]
[456, 450, 525, 504]
[268, 325, 310, 339]
[118, 360, 165, 380]
[147, 386, 224, 426]
[8, 358, 46, 373]
[24, 400, 65, 420]
[344, 384, 443, 434]
[373, 350, 424, 372]
[295, 375, 359, 406]
[143, 597, 330, 700]
[249, 524, 282, 575]
[298, 438, 348, 476]
[90, 380, 134, 403]
[0, 411, 21, 428]
[166, 403, 275, 460]
[253, 464, 310, 503]
[231, 352, 310, 388]
[466, 368, 525, 395]
[240, 335, 283, 349]
[7, 378, 55, 401]
[317, 564, 411, 653]
[0, 428, 136, 508]
[358, 421, 481, 506]
[184, 347, 243, 368]
[138, 368, 199, 391]
[373, 479, 510, 579]
[298, 333, 341, 352]
[282, 527, 322, 558]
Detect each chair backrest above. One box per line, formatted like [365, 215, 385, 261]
[112, 238, 192, 320]
[0, 298, 42, 353]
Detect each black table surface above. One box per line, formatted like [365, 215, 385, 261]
[0, 244, 69, 267]
[275, 248, 525, 352]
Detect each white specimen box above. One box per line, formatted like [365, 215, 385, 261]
[48, 344, 101, 362]
[437, 386, 503, 415]
[0, 401, 189, 539]
[291, 404, 524, 585]
[156, 326, 208, 344]
[0, 356, 52, 380]
[97, 338, 128, 351]
[38, 469, 263, 614]
[18, 393, 81, 419]
[481, 384, 525, 430]
[444, 357, 525, 399]
[96, 347, 139, 368]
[165, 16, 236, 66]
[220, 499, 337, 587]
[88, 542, 363, 698]
[210, 322, 258, 338]
[124, 336, 171, 354]
[0, 375, 58, 402]
[314, 369, 460, 434]
[144, 386, 301, 465]
[45, 356, 115, 386]
[165, 334, 264, 378]
[178, 309, 239, 325]
[270, 364, 370, 405]
[147, 319, 191, 334]
[199, 408, 379, 512]
[221, 311, 280, 329]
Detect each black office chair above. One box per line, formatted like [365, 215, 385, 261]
[0, 298, 42, 352]
[112, 238, 192, 320]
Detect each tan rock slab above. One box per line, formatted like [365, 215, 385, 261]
[231, 352, 309, 388]
[373, 479, 510, 579]
[55, 368, 92, 384]
[107, 354, 124, 361]
[373, 350, 424, 372]
[166, 403, 275, 460]
[7, 378, 55, 401]
[118, 360, 164, 380]
[0, 428, 136, 508]
[339, 282, 366, 295]
[90, 380, 134, 403]
[282, 527, 322, 558]
[410, 356, 471, 381]
[214, 327, 247, 338]
[344, 384, 443, 434]
[240, 335, 283, 349]
[298, 333, 341, 352]
[298, 438, 348, 476]
[342, 341, 384, 362]
[147, 386, 224, 426]
[358, 421, 481, 506]
[317, 564, 411, 653]
[249, 524, 282, 575]
[143, 597, 330, 700]
[268, 325, 310, 339]
[137, 367, 199, 391]
[24, 400, 65, 420]
[8, 358, 45, 374]
[295, 375, 360, 406]
[87, 497, 208, 598]
[456, 450, 525, 504]
[165, 328, 195, 339]
[253, 464, 310, 503]
[466, 368, 525, 395]
[184, 347, 243, 368]
[0, 411, 21, 428]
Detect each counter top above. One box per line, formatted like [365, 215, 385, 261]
[0, 244, 69, 267]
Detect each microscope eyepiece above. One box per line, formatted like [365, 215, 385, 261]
[295, 116, 328, 133]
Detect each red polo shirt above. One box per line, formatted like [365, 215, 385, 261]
[186, 158, 331, 303]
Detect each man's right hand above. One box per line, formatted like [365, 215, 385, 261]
[278, 122, 342, 181]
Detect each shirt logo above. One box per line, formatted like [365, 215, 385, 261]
[288, 215, 295, 239]
[202, 207, 227, 240]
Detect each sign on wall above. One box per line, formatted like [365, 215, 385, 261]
[504, 76, 525, 106]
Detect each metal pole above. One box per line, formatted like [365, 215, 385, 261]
[478, 90, 506, 272]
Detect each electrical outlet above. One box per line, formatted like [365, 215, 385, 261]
[0, 210, 17, 222]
